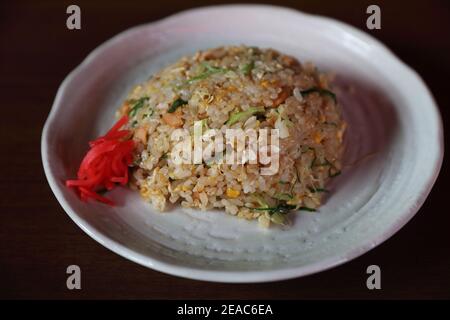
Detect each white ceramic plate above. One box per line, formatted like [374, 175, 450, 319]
[42, 5, 443, 282]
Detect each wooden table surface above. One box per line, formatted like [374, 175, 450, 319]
[1, 0, 449, 299]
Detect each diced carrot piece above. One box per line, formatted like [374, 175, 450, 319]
[162, 110, 184, 128]
[271, 86, 291, 107]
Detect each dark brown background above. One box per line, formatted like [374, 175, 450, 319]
[0, 0, 449, 299]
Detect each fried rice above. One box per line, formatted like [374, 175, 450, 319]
[117, 45, 346, 227]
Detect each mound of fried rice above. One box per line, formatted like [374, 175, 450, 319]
[117, 45, 346, 227]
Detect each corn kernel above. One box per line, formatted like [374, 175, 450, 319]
[226, 187, 240, 198]
[260, 80, 270, 88]
[139, 186, 150, 198]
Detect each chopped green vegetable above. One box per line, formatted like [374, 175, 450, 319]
[252, 202, 296, 215]
[202, 62, 228, 73]
[225, 106, 265, 125]
[185, 62, 230, 85]
[301, 87, 337, 103]
[129, 97, 149, 117]
[249, 195, 294, 224]
[308, 187, 329, 193]
[279, 180, 289, 185]
[329, 169, 341, 177]
[250, 197, 316, 222]
[250, 193, 269, 209]
[131, 120, 138, 127]
[200, 118, 208, 129]
[168, 98, 188, 113]
[241, 60, 255, 76]
[143, 109, 154, 118]
[270, 212, 286, 225]
[290, 174, 298, 195]
[185, 73, 211, 84]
